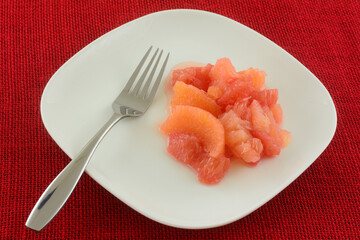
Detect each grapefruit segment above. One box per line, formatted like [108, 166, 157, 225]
[167, 133, 230, 185]
[171, 81, 222, 117]
[239, 68, 266, 90]
[251, 130, 281, 157]
[232, 139, 263, 163]
[251, 89, 279, 107]
[217, 76, 254, 108]
[231, 97, 251, 121]
[270, 104, 283, 125]
[281, 130, 292, 148]
[219, 110, 251, 132]
[167, 133, 205, 171]
[161, 105, 225, 158]
[207, 86, 223, 101]
[220, 110, 263, 163]
[209, 58, 238, 83]
[225, 129, 251, 147]
[264, 106, 283, 146]
[172, 64, 213, 91]
[198, 155, 231, 184]
[250, 100, 271, 133]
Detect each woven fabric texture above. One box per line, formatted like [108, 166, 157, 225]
[1, 1, 359, 239]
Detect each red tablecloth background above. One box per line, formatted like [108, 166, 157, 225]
[1, 1, 359, 239]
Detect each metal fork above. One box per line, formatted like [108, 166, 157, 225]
[26, 47, 169, 231]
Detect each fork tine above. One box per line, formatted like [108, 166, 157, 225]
[139, 49, 163, 98]
[146, 52, 170, 101]
[123, 46, 153, 92]
[131, 48, 159, 95]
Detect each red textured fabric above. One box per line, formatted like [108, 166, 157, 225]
[1, 1, 359, 239]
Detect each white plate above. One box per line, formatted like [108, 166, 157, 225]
[41, 9, 337, 229]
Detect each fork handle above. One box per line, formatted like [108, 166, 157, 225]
[26, 113, 125, 231]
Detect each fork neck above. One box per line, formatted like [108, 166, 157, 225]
[110, 112, 128, 122]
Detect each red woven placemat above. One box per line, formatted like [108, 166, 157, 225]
[1, 1, 359, 239]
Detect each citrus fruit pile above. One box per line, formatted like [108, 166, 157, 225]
[161, 58, 291, 185]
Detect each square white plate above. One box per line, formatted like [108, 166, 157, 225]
[41, 9, 337, 229]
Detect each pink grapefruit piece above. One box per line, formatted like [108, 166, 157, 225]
[250, 99, 271, 133]
[167, 133, 230, 185]
[172, 64, 213, 91]
[220, 110, 263, 163]
[161, 105, 225, 158]
[270, 103, 283, 125]
[239, 67, 266, 90]
[251, 130, 281, 157]
[217, 76, 254, 108]
[198, 155, 231, 185]
[171, 81, 222, 117]
[251, 89, 279, 107]
[281, 130, 292, 148]
[209, 57, 238, 83]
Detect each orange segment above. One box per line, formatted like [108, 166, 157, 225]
[161, 105, 225, 158]
[171, 81, 222, 117]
